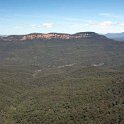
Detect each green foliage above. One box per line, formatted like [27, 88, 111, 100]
[0, 38, 124, 123]
[0, 65, 123, 124]
[0, 38, 124, 67]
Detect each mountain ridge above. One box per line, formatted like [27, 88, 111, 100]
[0, 32, 107, 41]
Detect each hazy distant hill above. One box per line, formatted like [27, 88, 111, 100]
[105, 32, 124, 41]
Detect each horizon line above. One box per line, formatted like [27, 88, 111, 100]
[1, 31, 124, 36]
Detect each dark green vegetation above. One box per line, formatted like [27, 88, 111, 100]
[0, 34, 124, 124]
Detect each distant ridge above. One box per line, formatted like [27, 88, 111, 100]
[105, 32, 124, 41]
[0, 32, 107, 41]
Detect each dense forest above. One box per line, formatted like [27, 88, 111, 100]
[0, 34, 124, 124]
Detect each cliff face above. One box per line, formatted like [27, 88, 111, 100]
[21, 32, 101, 40]
[21, 33, 71, 40]
[0, 32, 106, 41]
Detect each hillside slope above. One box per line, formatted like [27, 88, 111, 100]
[0, 32, 124, 67]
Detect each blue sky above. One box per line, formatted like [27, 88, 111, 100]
[0, 0, 124, 35]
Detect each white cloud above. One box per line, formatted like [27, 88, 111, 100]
[96, 21, 113, 27]
[14, 26, 23, 29]
[31, 24, 42, 28]
[119, 23, 124, 26]
[95, 21, 124, 27]
[100, 13, 111, 16]
[64, 17, 83, 21]
[42, 23, 53, 28]
[31, 24, 36, 28]
[6, 20, 124, 35]
[99, 13, 123, 18]
[31, 23, 54, 29]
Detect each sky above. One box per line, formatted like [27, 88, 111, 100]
[0, 0, 124, 35]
